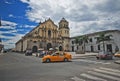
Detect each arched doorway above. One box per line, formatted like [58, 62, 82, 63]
[72, 46, 74, 52]
[59, 46, 63, 51]
[47, 43, 52, 50]
[32, 46, 38, 53]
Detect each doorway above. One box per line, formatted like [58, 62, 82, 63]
[72, 46, 74, 52]
[47, 43, 52, 50]
[59, 46, 63, 51]
[91, 46, 94, 52]
[107, 44, 112, 52]
[32, 46, 38, 53]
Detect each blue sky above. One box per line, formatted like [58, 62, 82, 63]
[0, 0, 120, 49]
[0, 0, 37, 49]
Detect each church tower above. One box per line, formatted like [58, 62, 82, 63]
[58, 18, 70, 51]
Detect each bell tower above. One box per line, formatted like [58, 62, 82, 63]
[59, 18, 69, 37]
[58, 18, 70, 51]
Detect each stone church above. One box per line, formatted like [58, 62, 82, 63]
[15, 18, 70, 52]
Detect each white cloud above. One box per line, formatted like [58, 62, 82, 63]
[0, 20, 37, 48]
[24, 24, 35, 28]
[2, 34, 24, 49]
[0, 20, 17, 34]
[19, 24, 35, 28]
[4, 0, 12, 4]
[1, 20, 17, 27]
[20, 0, 120, 37]
[9, 14, 14, 17]
[0, 20, 20, 49]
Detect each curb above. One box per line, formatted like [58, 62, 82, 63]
[72, 54, 96, 57]
[72, 55, 96, 59]
[114, 61, 120, 64]
[72, 57, 86, 60]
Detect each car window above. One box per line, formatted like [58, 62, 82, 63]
[56, 53, 59, 56]
[107, 52, 112, 55]
[51, 53, 57, 56]
[117, 51, 120, 54]
[38, 50, 42, 53]
[99, 51, 112, 55]
[99, 51, 104, 54]
[59, 53, 64, 56]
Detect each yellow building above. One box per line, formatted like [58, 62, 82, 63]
[15, 18, 70, 52]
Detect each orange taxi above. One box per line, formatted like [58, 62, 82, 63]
[42, 52, 72, 63]
[114, 51, 120, 57]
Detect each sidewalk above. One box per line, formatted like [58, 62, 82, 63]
[114, 60, 120, 64]
[69, 52, 120, 64]
[68, 52, 98, 59]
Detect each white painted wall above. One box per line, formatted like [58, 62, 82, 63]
[70, 30, 120, 53]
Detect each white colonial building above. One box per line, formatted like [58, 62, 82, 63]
[70, 30, 120, 53]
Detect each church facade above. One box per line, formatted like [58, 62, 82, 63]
[15, 18, 70, 52]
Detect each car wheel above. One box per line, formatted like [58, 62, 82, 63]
[46, 58, 50, 63]
[96, 57, 99, 60]
[64, 58, 68, 62]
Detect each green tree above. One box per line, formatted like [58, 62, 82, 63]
[75, 35, 88, 53]
[81, 35, 88, 52]
[95, 32, 112, 52]
[75, 36, 80, 44]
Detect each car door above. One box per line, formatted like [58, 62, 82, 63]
[58, 53, 64, 61]
[51, 53, 59, 61]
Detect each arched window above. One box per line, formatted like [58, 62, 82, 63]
[48, 30, 51, 38]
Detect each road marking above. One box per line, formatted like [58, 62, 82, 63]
[88, 71, 120, 81]
[75, 59, 110, 64]
[80, 73, 107, 81]
[94, 69, 120, 77]
[71, 76, 85, 81]
[70, 67, 120, 81]
[0, 53, 4, 55]
[99, 67, 120, 73]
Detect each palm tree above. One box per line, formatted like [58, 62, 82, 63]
[75, 35, 88, 53]
[75, 36, 80, 44]
[81, 35, 88, 53]
[95, 32, 112, 52]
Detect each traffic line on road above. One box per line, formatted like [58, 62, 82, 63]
[94, 68, 120, 77]
[87, 71, 120, 81]
[70, 67, 120, 81]
[71, 76, 85, 81]
[99, 67, 120, 73]
[74, 59, 111, 64]
[80, 73, 107, 81]
[0, 53, 4, 55]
